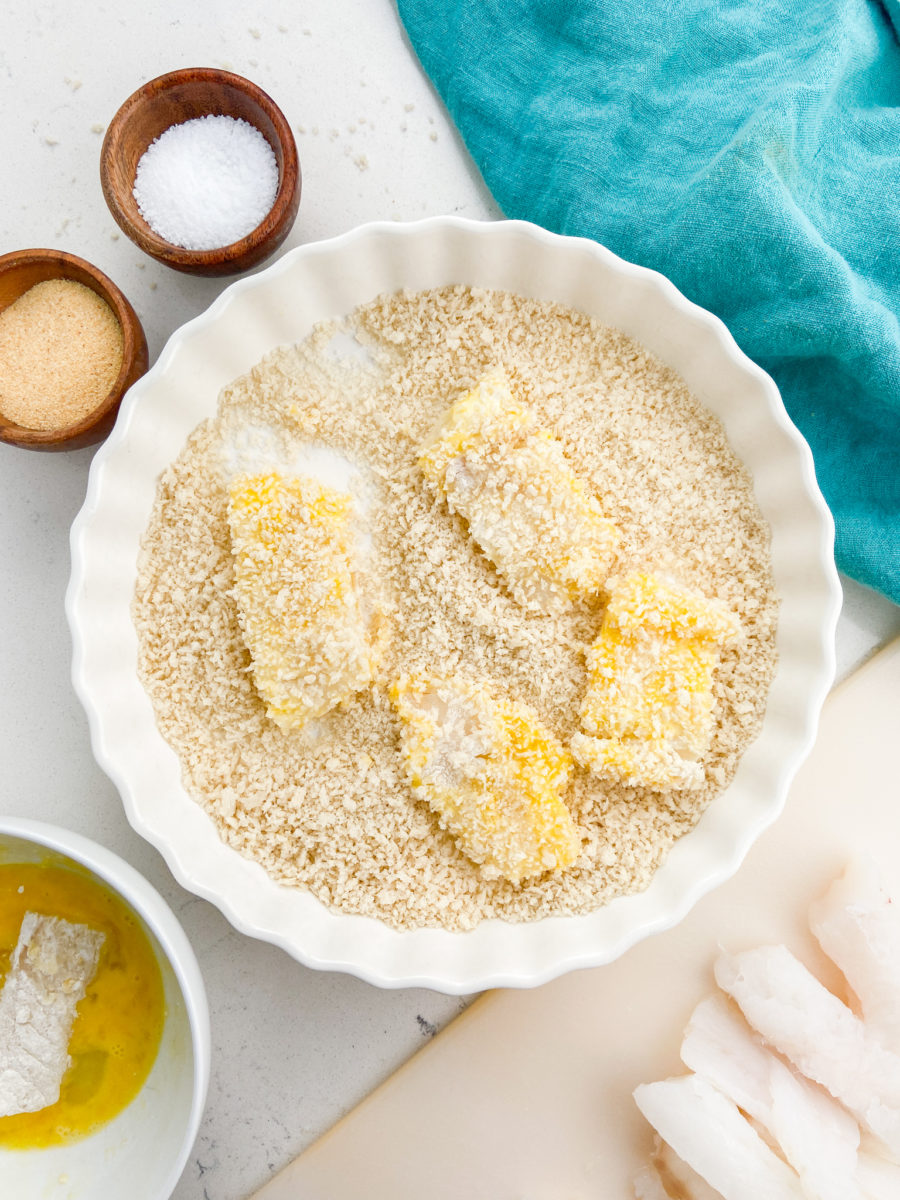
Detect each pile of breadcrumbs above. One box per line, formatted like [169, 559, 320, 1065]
[133, 286, 777, 931]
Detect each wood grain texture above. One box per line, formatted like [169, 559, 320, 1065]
[99, 68, 301, 276]
[0, 248, 149, 451]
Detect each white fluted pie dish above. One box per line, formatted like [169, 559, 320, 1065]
[67, 217, 840, 993]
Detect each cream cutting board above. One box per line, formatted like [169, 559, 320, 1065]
[252, 639, 900, 1200]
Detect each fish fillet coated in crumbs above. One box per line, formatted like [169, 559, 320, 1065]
[133, 286, 777, 931]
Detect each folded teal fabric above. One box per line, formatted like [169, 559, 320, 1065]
[397, 0, 900, 603]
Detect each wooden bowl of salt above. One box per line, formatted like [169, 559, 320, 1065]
[0, 249, 149, 452]
[100, 68, 301, 277]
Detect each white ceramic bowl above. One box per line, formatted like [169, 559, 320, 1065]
[67, 217, 841, 994]
[0, 817, 209, 1198]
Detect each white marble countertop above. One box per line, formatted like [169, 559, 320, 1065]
[1, 4, 898, 1197]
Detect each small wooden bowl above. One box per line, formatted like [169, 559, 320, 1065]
[100, 68, 301, 277]
[0, 249, 149, 452]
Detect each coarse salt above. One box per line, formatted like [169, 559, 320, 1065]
[133, 114, 279, 251]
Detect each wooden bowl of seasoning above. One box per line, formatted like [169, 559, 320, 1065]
[100, 68, 301, 277]
[0, 249, 149, 452]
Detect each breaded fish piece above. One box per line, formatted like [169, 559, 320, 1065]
[390, 674, 579, 884]
[227, 470, 376, 731]
[418, 366, 619, 613]
[571, 571, 740, 790]
[0, 913, 105, 1118]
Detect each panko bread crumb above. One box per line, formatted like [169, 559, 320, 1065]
[133, 286, 777, 932]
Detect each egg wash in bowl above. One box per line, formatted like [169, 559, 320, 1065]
[0, 817, 209, 1199]
[132, 283, 777, 932]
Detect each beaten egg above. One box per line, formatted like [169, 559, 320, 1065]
[0, 861, 165, 1148]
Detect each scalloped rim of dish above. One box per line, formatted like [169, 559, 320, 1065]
[66, 217, 841, 994]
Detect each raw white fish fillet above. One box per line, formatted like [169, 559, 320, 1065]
[0, 912, 105, 1117]
[715, 946, 900, 1159]
[634, 1162, 673, 1200]
[856, 1149, 900, 1199]
[681, 994, 861, 1200]
[633, 1074, 805, 1200]
[653, 1135, 725, 1199]
[809, 856, 900, 1054]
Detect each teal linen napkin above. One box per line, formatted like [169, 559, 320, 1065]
[397, 0, 900, 603]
